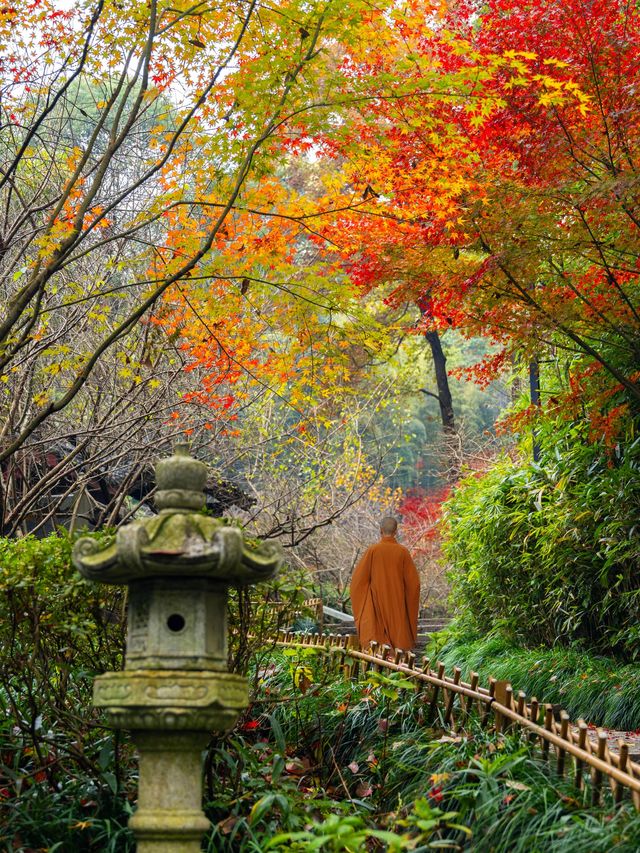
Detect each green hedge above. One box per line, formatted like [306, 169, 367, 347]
[442, 427, 640, 658]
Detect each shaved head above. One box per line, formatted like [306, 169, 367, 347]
[380, 516, 398, 536]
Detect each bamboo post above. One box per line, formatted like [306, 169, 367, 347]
[371, 644, 384, 673]
[463, 672, 479, 722]
[483, 678, 496, 728]
[557, 711, 570, 777]
[528, 698, 539, 743]
[629, 761, 640, 810]
[575, 719, 588, 789]
[365, 641, 377, 673]
[416, 657, 430, 697]
[542, 705, 554, 759]
[492, 680, 510, 733]
[615, 740, 629, 804]
[592, 730, 608, 806]
[349, 654, 359, 678]
[339, 635, 348, 670]
[504, 685, 513, 732]
[331, 644, 342, 674]
[429, 662, 446, 722]
[444, 667, 461, 726]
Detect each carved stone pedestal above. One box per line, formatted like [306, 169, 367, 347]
[131, 732, 211, 853]
[95, 669, 249, 850]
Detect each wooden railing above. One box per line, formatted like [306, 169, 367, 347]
[278, 630, 640, 810]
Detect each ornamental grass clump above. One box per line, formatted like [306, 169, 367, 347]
[436, 630, 640, 730]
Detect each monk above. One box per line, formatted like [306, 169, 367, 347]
[350, 517, 420, 651]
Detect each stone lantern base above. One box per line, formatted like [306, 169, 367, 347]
[94, 670, 249, 851]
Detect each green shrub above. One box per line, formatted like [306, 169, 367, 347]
[443, 423, 640, 657]
[0, 532, 134, 848]
[0, 532, 128, 783]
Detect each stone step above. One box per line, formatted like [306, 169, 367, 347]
[318, 620, 449, 655]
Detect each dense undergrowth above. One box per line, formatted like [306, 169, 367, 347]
[435, 630, 640, 732]
[204, 646, 640, 852]
[6, 642, 640, 851]
[4, 527, 640, 850]
[201, 648, 640, 853]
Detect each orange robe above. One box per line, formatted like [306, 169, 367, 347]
[350, 535, 420, 651]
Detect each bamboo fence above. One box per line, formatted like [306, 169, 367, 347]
[277, 629, 640, 810]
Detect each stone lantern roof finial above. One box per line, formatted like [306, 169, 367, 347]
[154, 441, 207, 512]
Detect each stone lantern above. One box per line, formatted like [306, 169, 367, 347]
[73, 444, 281, 852]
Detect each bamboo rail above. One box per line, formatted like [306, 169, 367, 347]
[277, 630, 640, 809]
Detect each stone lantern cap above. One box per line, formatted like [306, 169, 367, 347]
[72, 443, 281, 586]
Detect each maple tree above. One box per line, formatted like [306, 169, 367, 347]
[0, 0, 520, 533]
[0, 0, 354, 453]
[308, 0, 639, 442]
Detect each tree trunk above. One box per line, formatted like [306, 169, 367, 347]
[425, 331, 456, 435]
[529, 358, 541, 463]
[424, 330, 459, 480]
